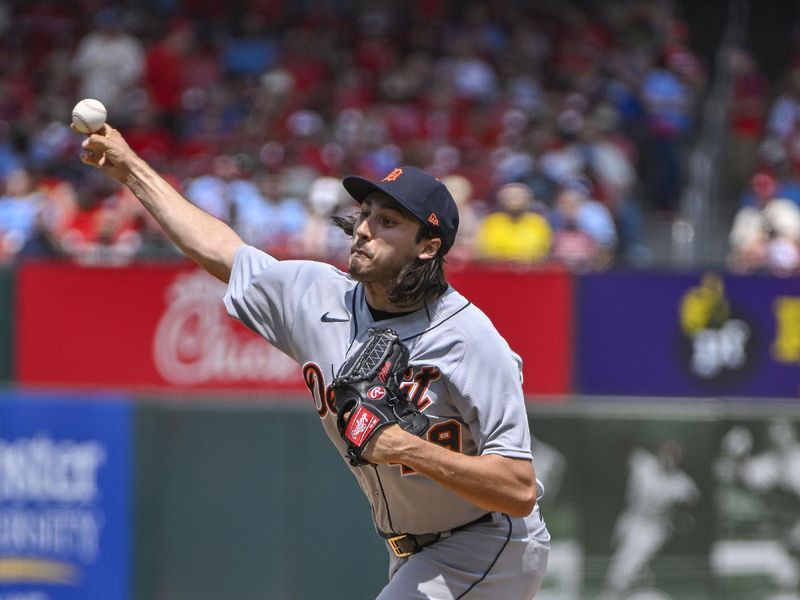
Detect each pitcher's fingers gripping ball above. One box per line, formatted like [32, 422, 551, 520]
[71, 99, 107, 134]
[75, 124, 137, 184]
[332, 328, 429, 466]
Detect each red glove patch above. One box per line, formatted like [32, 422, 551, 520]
[345, 405, 381, 447]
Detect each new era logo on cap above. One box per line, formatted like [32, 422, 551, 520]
[342, 165, 460, 253]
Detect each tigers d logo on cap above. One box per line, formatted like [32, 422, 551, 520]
[382, 168, 403, 182]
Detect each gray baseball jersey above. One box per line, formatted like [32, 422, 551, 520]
[224, 244, 538, 535]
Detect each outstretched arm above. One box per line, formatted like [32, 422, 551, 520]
[79, 124, 243, 282]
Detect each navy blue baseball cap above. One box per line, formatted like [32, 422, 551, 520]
[342, 166, 460, 254]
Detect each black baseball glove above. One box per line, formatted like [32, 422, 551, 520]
[332, 328, 429, 466]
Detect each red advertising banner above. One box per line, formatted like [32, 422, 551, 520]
[16, 261, 571, 398]
[447, 265, 572, 397]
[17, 261, 303, 393]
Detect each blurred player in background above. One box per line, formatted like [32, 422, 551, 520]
[714, 420, 800, 597]
[601, 440, 699, 599]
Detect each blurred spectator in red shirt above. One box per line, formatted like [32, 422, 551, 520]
[551, 6, 612, 90]
[144, 18, 195, 132]
[727, 48, 768, 197]
[0, 54, 36, 123]
[280, 27, 328, 108]
[19, 173, 78, 260]
[59, 174, 142, 266]
[123, 101, 178, 168]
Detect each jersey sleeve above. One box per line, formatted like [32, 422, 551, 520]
[446, 324, 532, 460]
[223, 244, 336, 359]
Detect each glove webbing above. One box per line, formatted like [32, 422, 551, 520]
[336, 329, 397, 384]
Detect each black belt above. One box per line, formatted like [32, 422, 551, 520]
[381, 513, 494, 558]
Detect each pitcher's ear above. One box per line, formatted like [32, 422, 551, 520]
[418, 237, 442, 260]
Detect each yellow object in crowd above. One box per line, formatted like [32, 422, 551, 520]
[476, 212, 552, 263]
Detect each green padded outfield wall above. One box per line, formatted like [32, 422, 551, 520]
[0, 267, 13, 382]
[133, 400, 387, 600]
[133, 399, 800, 600]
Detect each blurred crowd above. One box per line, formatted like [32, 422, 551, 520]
[0, 0, 785, 273]
[726, 50, 800, 277]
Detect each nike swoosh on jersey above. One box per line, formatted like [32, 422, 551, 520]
[320, 312, 350, 323]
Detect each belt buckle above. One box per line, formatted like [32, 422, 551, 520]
[387, 534, 414, 558]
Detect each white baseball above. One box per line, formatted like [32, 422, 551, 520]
[71, 99, 107, 134]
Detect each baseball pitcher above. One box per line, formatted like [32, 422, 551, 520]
[78, 124, 550, 599]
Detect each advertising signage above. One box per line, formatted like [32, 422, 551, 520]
[16, 262, 572, 398]
[576, 271, 800, 397]
[0, 391, 132, 600]
[16, 262, 302, 393]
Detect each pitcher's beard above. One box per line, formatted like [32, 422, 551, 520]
[347, 251, 406, 284]
[347, 252, 370, 280]
[348, 254, 389, 283]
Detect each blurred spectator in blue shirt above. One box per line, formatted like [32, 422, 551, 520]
[0, 167, 42, 263]
[223, 12, 278, 78]
[551, 180, 617, 271]
[185, 168, 231, 224]
[640, 53, 695, 214]
[0, 126, 24, 181]
[766, 67, 800, 143]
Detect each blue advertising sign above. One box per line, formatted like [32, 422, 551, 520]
[576, 271, 800, 397]
[0, 391, 132, 600]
